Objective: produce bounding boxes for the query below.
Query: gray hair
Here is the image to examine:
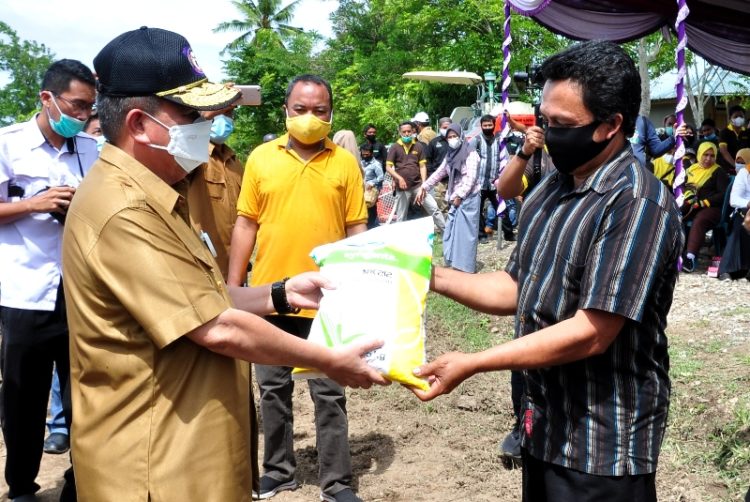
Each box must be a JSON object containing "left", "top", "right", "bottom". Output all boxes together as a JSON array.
[{"left": 96, "top": 95, "right": 161, "bottom": 145}]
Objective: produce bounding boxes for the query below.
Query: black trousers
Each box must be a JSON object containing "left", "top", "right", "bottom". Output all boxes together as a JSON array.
[
  {"left": 522, "top": 449, "right": 657, "bottom": 502},
  {"left": 479, "top": 188, "right": 499, "bottom": 233},
  {"left": 0, "top": 283, "right": 70, "bottom": 499}
]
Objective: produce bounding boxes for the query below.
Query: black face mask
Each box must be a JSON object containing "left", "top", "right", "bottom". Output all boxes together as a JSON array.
[
  {"left": 545, "top": 120, "right": 612, "bottom": 175},
  {"left": 361, "top": 155, "right": 372, "bottom": 162},
  {"left": 365, "top": 134, "right": 376, "bottom": 142},
  {"left": 482, "top": 128, "right": 494, "bottom": 137}
]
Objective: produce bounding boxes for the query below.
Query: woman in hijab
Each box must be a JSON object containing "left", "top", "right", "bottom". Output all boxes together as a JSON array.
[
  {"left": 681, "top": 141, "right": 730, "bottom": 272},
  {"left": 718, "top": 148, "right": 750, "bottom": 280},
  {"left": 417, "top": 123, "right": 480, "bottom": 272}
]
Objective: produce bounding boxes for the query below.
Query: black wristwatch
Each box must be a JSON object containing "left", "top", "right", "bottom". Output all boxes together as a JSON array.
[
  {"left": 516, "top": 149, "right": 533, "bottom": 161},
  {"left": 271, "top": 277, "right": 300, "bottom": 315}
]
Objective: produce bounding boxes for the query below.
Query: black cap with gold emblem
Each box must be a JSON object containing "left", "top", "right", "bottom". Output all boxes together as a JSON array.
[{"left": 94, "top": 26, "right": 240, "bottom": 111}]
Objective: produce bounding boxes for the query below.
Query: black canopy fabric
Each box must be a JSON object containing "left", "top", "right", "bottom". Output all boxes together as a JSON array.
[{"left": 513, "top": 0, "right": 750, "bottom": 76}]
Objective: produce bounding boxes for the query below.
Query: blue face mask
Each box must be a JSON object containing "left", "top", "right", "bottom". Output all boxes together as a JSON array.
[
  {"left": 703, "top": 133, "right": 717, "bottom": 141},
  {"left": 95, "top": 135, "right": 106, "bottom": 152},
  {"left": 48, "top": 96, "right": 86, "bottom": 138},
  {"left": 400, "top": 135, "right": 413, "bottom": 144},
  {"left": 665, "top": 126, "right": 674, "bottom": 136},
  {"left": 210, "top": 115, "right": 234, "bottom": 144}
]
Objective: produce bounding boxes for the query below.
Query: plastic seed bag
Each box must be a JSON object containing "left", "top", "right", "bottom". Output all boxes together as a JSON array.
[{"left": 293, "top": 217, "right": 434, "bottom": 391}]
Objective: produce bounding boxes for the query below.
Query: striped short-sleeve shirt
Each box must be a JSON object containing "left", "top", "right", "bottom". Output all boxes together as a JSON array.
[{"left": 506, "top": 145, "right": 683, "bottom": 476}]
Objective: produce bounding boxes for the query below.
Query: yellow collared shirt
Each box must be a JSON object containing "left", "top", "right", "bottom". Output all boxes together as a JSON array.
[{"left": 237, "top": 134, "right": 366, "bottom": 318}]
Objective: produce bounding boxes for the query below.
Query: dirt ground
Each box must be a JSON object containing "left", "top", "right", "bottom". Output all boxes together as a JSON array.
[{"left": 2, "top": 239, "right": 749, "bottom": 501}]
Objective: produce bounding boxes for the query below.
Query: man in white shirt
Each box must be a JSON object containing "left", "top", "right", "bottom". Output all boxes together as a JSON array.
[{"left": 0, "top": 59, "right": 97, "bottom": 501}]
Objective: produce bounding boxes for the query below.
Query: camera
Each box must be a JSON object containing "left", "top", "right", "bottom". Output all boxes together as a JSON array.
[{"left": 512, "top": 64, "right": 543, "bottom": 92}]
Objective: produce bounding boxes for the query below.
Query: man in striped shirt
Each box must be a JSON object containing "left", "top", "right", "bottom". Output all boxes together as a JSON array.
[{"left": 412, "top": 40, "right": 683, "bottom": 502}]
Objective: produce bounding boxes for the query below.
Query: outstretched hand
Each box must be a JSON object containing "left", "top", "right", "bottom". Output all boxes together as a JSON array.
[
  {"left": 326, "top": 338, "right": 391, "bottom": 389},
  {"left": 285, "top": 272, "right": 335, "bottom": 310},
  {"left": 409, "top": 351, "right": 475, "bottom": 401}
]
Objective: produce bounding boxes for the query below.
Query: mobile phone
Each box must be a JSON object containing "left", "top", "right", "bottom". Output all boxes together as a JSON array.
[{"left": 236, "top": 85, "right": 262, "bottom": 106}]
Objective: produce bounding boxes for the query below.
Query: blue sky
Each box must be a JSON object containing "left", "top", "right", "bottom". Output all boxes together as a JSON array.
[{"left": 2, "top": 0, "right": 337, "bottom": 84}]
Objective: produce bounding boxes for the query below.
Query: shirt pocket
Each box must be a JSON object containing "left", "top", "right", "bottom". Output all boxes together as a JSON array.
[
  {"left": 203, "top": 168, "right": 227, "bottom": 201},
  {"left": 553, "top": 251, "right": 586, "bottom": 300},
  {"left": 8, "top": 156, "right": 51, "bottom": 195}
]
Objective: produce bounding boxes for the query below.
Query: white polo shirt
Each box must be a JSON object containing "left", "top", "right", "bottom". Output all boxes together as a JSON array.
[{"left": 0, "top": 116, "right": 98, "bottom": 311}]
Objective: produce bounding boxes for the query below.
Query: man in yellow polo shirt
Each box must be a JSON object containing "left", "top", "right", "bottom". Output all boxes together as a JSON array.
[
  {"left": 228, "top": 74, "right": 367, "bottom": 502},
  {"left": 62, "top": 29, "right": 386, "bottom": 502}
]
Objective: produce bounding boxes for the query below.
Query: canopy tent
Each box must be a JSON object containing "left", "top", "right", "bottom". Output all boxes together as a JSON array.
[
  {"left": 401, "top": 71, "right": 484, "bottom": 85},
  {"left": 508, "top": 0, "right": 750, "bottom": 76}
]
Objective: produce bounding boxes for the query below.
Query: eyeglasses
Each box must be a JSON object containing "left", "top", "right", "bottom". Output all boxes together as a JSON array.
[{"left": 53, "top": 93, "right": 95, "bottom": 115}]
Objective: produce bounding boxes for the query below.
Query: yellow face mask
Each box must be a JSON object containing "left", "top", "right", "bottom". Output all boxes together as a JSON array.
[{"left": 285, "top": 112, "right": 332, "bottom": 145}]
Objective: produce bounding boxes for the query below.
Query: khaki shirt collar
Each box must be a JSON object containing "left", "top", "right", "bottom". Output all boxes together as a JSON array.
[
  {"left": 209, "top": 142, "right": 236, "bottom": 163},
  {"left": 98, "top": 143, "right": 181, "bottom": 214}
]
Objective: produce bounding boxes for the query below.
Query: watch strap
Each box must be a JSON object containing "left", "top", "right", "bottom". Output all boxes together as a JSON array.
[
  {"left": 516, "top": 149, "right": 532, "bottom": 161},
  {"left": 271, "top": 277, "right": 301, "bottom": 315}
]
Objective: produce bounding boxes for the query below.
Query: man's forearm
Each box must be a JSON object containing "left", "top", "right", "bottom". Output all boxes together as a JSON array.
[
  {"left": 497, "top": 155, "right": 528, "bottom": 199},
  {"left": 188, "top": 308, "right": 334, "bottom": 367},
  {"left": 469, "top": 309, "right": 625, "bottom": 373},
  {"left": 186, "top": 308, "right": 387, "bottom": 388},
  {"left": 227, "top": 216, "right": 257, "bottom": 286},
  {"left": 227, "top": 284, "right": 274, "bottom": 315},
  {"left": 431, "top": 267, "right": 518, "bottom": 315},
  {"left": 346, "top": 223, "right": 367, "bottom": 236},
  {"left": 0, "top": 200, "right": 32, "bottom": 225}
]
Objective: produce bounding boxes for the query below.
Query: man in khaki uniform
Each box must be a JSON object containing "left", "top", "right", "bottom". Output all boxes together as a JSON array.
[
  {"left": 188, "top": 108, "right": 243, "bottom": 281},
  {"left": 187, "top": 106, "right": 261, "bottom": 493},
  {"left": 62, "top": 27, "right": 386, "bottom": 502}
]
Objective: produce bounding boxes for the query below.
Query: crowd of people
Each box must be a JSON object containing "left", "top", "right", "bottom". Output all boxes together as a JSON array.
[
  {"left": 0, "top": 25, "right": 748, "bottom": 502},
  {"left": 634, "top": 106, "right": 750, "bottom": 278}
]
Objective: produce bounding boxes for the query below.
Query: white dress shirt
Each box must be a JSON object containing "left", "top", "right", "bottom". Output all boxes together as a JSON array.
[{"left": 0, "top": 116, "right": 98, "bottom": 310}]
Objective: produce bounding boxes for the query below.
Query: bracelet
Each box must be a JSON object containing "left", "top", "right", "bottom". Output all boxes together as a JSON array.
[
  {"left": 271, "top": 277, "right": 301, "bottom": 315},
  {"left": 516, "top": 150, "right": 532, "bottom": 161}
]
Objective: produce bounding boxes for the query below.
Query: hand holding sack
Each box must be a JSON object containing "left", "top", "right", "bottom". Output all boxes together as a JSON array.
[{"left": 292, "top": 217, "right": 434, "bottom": 390}]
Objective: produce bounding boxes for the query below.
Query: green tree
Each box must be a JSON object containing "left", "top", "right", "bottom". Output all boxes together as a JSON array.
[
  {"left": 0, "top": 22, "right": 55, "bottom": 125},
  {"left": 319, "top": 0, "right": 567, "bottom": 142},
  {"left": 214, "top": 0, "right": 305, "bottom": 51}
]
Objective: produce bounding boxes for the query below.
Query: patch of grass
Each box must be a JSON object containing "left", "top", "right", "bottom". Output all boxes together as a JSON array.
[
  {"left": 426, "top": 292, "right": 495, "bottom": 351},
  {"left": 721, "top": 306, "right": 750, "bottom": 317},
  {"left": 670, "top": 345, "right": 704, "bottom": 381},
  {"left": 690, "top": 318, "right": 713, "bottom": 330},
  {"left": 426, "top": 239, "right": 499, "bottom": 352},
  {"left": 705, "top": 339, "right": 725, "bottom": 354},
  {"left": 710, "top": 399, "right": 750, "bottom": 498}
]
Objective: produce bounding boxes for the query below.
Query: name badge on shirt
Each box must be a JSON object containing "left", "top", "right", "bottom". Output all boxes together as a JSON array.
[{"left": 200, "top": 231, "right": 218, "bottom": 258}]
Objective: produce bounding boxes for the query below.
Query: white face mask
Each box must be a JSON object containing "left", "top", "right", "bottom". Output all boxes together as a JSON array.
[
  {"left": 439, "top": 128, "right": 449, "bottom": 137},
  {"left": 144, "top": 112, "right": 211, "bottom": 174},
  {"left": 663, "top": 153, "right": 674, "bottom": 165},
  {"left": 447, "top": 137, "right": 461, "bottom": 149},
  {"left": 732, "top": 116, "right": 746, "bottom": 128}
]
